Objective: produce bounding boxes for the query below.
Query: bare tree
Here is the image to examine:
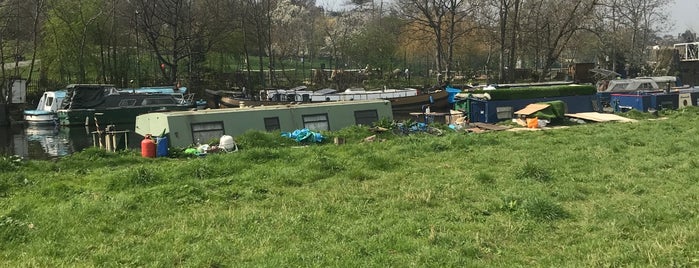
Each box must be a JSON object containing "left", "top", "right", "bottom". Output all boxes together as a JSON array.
[
  {"left": 133, "top": 0, "right": 194, "bottom": 84},
  {"left": 270, "top": 0, "right": 314, "bottom": 84},
  {"left": 396, "top": 0, "right": 482, "bottom": 83},
  {"left": 594, "top": 0, "right": 671, "bottom": 77},
  {"left": 28, "top": 0, "right": 48, "bottom": 89},
  {"left": 518, "top": 0, "right": 598, "bottom": 81},
  {"left": 487, "top": 0, "right": 520, "bottom": 83}
]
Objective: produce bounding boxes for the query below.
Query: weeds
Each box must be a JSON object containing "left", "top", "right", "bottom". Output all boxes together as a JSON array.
[
  {"left": 523, "top": 198, "right": 570, "bottom": 221},
  {"left": 0, "top": 155, "right": 23, "bottom": 172}
]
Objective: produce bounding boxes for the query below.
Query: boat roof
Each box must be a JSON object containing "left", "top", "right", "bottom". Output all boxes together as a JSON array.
[
  {"left": 117, "top": 86, "right": 188, "bottom": 94},
  {"left": 66, "top": 84, "right": 116, "bottom": 89},
  {"left": 149, "top": 99, "right": 391, "bottom": 117},
  {"left": 315, "top": 88, "right": 337, "bottom": 95}
]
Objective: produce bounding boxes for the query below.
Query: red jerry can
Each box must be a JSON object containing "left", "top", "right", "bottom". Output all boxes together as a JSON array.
[{"left": 141, "top": 134, "right": 156, "bottom": 158}]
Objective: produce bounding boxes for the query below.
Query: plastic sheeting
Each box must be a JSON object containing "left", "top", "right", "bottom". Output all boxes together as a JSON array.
[{"left": 281, "top": 128, "right": 324, "bottom": 143}]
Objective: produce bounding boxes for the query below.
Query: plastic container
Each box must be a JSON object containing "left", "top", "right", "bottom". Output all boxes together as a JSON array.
[
  {"left": 156, "top": 136, "right": 169, "bottom": 157},
  {"left": 220, "top": 135, "right": 236, "bottom": 150},
  {"left": 141, "top": 134, "right": 156, "bottom": 158}
]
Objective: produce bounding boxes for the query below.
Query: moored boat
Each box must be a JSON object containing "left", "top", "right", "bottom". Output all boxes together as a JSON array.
[
  {"left": 213, "top": 86, "right": 449, "bottom": 115},
  {"left": 23, "top": 90, "right": 67, "bottom": 125},
  {"left": 135, "top": 99, "right": 393, "bottom": 148},
  {"left": 57, "top": 84, "right": 195, "bottom": 126}
]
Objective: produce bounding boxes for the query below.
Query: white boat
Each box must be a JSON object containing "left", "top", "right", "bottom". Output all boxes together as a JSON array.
[
  {"left": 23, "top": 90, "right": 67, "bottom": 125},
  {"left": 598, "top": 76, "right": 678, "bottom": 92}
]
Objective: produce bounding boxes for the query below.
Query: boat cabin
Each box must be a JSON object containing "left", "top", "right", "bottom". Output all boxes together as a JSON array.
[
  {"left": 599, "top": 76, "right": 678, "bottom": 92},
  {"left": 135, "top": 99, "right": 393, "bottom": 148}
]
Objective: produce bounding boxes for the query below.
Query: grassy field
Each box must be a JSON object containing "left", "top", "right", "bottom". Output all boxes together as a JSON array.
[{"left": 2, "top": 108, "right": 699, "bottom": 266}]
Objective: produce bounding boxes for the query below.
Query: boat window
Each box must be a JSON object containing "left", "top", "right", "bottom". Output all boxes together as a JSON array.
[
  {"left": 354, "top": 110, "right": 378, "bottom": 126},
  {"left": 142, "top": 98, "right": 175, "bottom": 105},
  {"left": 610, "top": 82, "right": 629, "bottom": 91},
  {"left": 264, "top": 117, "right": 280, "bottom": 131},
  {"left": 46, "top": 97, "right": 54, "bottom": 106},
  {"left": 639, "top": 83, "right": 653, "bottom": 90},
  {"left": 191, "top": 121, "right": 224, "bottom": 145},
  {"left": 119, "top": 99, "right": 137, "bottom": 107},
  {"left": 302, "top": 113, "right": 329, "bottom": 131}
]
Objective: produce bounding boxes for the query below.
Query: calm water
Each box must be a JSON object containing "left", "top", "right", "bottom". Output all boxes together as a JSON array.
[{"left": 0, "top": 124, "right": 142, "bottom": 160}]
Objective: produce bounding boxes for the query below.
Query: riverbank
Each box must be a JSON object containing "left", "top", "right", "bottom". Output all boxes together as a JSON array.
[{"left": 2, "top": 108, "right": 699, "bottom": 266}]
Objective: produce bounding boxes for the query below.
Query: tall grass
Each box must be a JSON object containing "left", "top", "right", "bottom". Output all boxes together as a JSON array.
[{"left": 2, "top": 108, "right": 699, "bottom": 266}]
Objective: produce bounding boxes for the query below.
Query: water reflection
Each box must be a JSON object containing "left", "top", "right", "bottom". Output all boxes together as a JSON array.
[
  {"left": 25, "top": 126, "right": 73, "bottom": 157},
  {"left": 0, "top": 124, "right": 139, "bottom": 160}
]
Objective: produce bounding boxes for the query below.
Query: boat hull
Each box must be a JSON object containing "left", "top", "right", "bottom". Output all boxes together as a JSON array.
[
  {"left": 24, "top": 111, "right": 58, "bottom": 125},
  {"left": 388, "top": 90, "right": 449, "bottom": 114}
]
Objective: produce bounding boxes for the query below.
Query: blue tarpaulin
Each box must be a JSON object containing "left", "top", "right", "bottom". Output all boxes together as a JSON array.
[
  {"left": 281, "top": 128, "right": 324, "bottom": 143},
  {"left": 446, "top": 86, "right": 462, "bottom": 103}
]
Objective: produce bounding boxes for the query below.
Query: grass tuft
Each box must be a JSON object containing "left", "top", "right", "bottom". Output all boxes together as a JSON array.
[
  {"left": 474, "top": 172, "right": 495, "bottom": 184},
  {"left": 108, "top": 165, "right": 163, "bottom": 190},
  {"left": 524, "top": 198, "right": 570, "bottom": 221},
  {"left": 516, "top": 162, "right": 553, "bottom": 182},
  {"left": 345, "top": 169, "right": 377, "bottom": 182}
]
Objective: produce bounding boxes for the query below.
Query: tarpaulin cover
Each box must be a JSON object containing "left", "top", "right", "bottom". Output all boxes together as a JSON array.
[
  {"left": 533, "top": 100, "right": 566, "bottom": 120},
  {"left": 281, "top": 129, "right": 325, "bottom": 143},
  {"left": 445, "top": 86, "right": 462, "bottom": 103},
  {"left": 67, "top": 85, "right": 108, "bottom": 109}
]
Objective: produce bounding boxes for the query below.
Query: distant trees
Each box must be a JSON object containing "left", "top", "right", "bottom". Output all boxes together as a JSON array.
[
  {"left": 0, "top": 0, "right": 678, "bottom": 97},
  {"left": 0, "top": 0, "right": 47, "bottom": 102},
  {"left": 593, "top": 0, "right": 671, "bottom": 77},
  {"left": 396, "top": 0, "right": 482, "bottom": 83}
]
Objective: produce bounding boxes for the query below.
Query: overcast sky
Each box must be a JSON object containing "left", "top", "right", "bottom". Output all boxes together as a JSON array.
[{"left": 669, "top": 0, "right": 699, "bottom": 35}]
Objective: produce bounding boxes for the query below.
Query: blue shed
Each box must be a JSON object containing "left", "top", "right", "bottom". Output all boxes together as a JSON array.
[{"left": 464, "top": 95, "right": 595, "bottom": 123}]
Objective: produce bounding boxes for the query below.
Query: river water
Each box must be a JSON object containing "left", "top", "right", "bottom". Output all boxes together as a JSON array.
[{"left": 0, "top": 124, "right": 142, "bottom": 160}]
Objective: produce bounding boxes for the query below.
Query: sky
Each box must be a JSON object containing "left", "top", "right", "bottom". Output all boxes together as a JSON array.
[
  {"left": 668, "top": 0, "right": 699, "bottom": 35},
  {"left": 316, "top": 0, "right": 699, "bottom": 35}
]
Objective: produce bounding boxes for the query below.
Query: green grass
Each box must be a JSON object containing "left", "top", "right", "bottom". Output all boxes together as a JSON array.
[{"left": 3, "top": 108, "right": 699, "bottom": 266}]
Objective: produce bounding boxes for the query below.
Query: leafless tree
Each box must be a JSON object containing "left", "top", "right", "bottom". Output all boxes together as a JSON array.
[
  {"left": 594, "top": 0, "right": 671, "bottom": 77},
  {"left": 518, "top": 0, "right": 598, "bottom": 81},
  {"left": 396, "top": 0, "right": 482, "bottom": 83}
]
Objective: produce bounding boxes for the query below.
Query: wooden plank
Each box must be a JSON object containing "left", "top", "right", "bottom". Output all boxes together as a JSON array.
[
  {"left": 565, "top": 112, "right": 637, "bottom": 122},
  {"left": 473, "top": 122, "right": 510, "bottom": 131},
  {"left": 514, "top": 103, "right": 550, "bottom": 116}
]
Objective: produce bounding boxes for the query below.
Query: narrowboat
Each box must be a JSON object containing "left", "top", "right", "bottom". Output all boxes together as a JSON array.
[
  {"left": 57, "top": 84, "right": 195, "bottom": 126},
  {"left": 135, "top": 99, "right": 393, "bottom": 148},
  {"left": 213, "top": 86, "right": 449, "bottom": 115}
]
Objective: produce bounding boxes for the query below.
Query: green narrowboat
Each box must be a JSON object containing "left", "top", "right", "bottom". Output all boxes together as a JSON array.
[
  {"left": 135, "top": 99, "right": 393, "bottom": 148},
  {"left": 57, "top": 84, "right": 194, "bottom": 126}
]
